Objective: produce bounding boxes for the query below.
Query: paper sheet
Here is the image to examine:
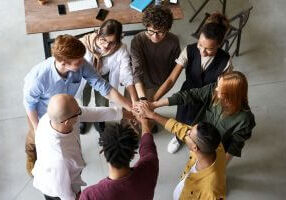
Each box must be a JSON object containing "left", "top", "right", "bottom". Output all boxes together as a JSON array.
[{"left": 68, "top": 0, "right": 98, "bottom": 12}]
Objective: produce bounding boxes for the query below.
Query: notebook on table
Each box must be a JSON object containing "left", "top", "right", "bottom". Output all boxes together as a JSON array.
[{"left": 130, "top": 0, "right": 153, "bottom": 12}]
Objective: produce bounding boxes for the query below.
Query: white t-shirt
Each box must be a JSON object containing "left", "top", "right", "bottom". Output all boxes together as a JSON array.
[
  {"left": 32, "top": 106, "right": 122, "bottom": 200},
  {"left": 175, "top": 47, "right": 233, "bottom": 72},
  {"left": 173, "top": 160, "right": 198, "bottom": 200}
]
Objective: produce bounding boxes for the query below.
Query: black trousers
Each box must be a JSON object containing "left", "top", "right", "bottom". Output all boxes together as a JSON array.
[{"left": 44, "top": 194, "right": 61, "bottom": 200}]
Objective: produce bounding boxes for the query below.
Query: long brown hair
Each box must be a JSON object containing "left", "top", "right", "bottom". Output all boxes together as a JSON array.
[{"left": 213, "top": 71, "right": 248, "bottom": 115}]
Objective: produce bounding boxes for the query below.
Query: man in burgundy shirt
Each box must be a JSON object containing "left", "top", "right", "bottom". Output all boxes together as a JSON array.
[{"left": 80, "top": 119, "right": 159, "bottom": 200}]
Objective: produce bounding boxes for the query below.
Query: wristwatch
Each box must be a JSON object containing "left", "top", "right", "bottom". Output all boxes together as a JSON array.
[{"left": 139, "top": 97, "right": 148, "bottom": 101}]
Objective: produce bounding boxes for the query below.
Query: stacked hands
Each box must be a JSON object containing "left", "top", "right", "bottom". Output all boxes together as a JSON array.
[
  {"left": 123, "top": 100, "right": 158, "bottom": 124},
  {"left": 132, "top": 100, "right": 155, "bottom": 120}
]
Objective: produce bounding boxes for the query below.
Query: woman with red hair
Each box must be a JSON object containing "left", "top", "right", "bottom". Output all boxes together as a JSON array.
[{"left": 151, "top": 71, "right": 256, "bottom": 162}]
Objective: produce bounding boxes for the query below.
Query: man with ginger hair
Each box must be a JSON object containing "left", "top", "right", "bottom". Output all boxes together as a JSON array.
[
  {"left": 23, "top": 34, "right": 131, "bottom": 176},
  {"left": 32, "top": 94, "right": 125, "bottom": 200}
]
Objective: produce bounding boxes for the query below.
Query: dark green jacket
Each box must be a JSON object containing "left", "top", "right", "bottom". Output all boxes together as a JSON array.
[{"left": 168, "top": 83, "right": 256, "bottom": 157}]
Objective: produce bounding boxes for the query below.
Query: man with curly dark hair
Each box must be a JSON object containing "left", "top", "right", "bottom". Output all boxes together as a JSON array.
[
  {"left": 80, "top": 119, "right": 159, "bottom": 200},
  {"left": 130, "top": 5, "right": 181, "bottom": 132}
]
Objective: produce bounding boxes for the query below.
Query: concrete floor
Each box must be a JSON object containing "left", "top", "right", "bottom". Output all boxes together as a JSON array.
[{"left": 1, "top": 0, "right": 286, "bottom": 199}]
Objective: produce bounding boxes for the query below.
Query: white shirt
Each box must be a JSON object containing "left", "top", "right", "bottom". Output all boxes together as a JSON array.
[
  {"left": 173, "top": 160, "right": 198, "bottom": 200},
  {"left": 32, "top": 106, "right": 123, "bottom": 200},
  {"left": 175, "top": 47, "right": 233, "bottom": 72},
  {"left": 84, "top": 43, "right": 134, "bottom": 88}
]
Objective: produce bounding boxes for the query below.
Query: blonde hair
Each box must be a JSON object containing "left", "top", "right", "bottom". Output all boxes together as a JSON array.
[
  {"left": 213, "top": 71, "right": 248, "bottom": 115},
  {"left": 52, "top": 34, "right": 86, "bottom": 62}
]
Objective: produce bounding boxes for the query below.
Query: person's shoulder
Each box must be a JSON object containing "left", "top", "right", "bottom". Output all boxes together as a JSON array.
[
  {"left": 82, "top": 178, "right": 110, "bottom": 197},
  {"left": 26, "top": 57, "right": 54, "bottom": 80},
  {"left": 165, "top": 32, "right": 179, "bottom": 44},
  {"left": 132, "top": 32, "right": 146, "bottom": 43}
]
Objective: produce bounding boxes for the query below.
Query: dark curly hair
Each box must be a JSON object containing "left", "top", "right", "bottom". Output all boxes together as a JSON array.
[
  {"left": 200, "top": 12, "right": 230, "bottom": 45},
  {"left": 142, "top": 5, "right": 173, "bottom": 31},
  {"left": 99, "top": 124, "right": 139, "bottom": 169}
]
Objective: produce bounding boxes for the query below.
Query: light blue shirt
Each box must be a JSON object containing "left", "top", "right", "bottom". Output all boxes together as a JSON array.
[{"left": 23, "top": 57, "right": 112, "bottom": 118}]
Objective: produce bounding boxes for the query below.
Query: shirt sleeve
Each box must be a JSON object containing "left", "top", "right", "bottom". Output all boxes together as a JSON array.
[
  {"left": 23, "top": 74, "right": 44, "bottom": 112},
  {"left": 118, "top": 45, "right": 134, "bottom": 87},
  {"left": 53, "top": 161, "right": 76, "bottom": 200},
  {"left": 168, "top": 83, "right": 215, "bottom": 106},
  {"left": 82, "top": 60, "right": 112, "bottom": 97},
  {"left": 164, "top": 118, "right": 193, "bottom": 142},
  {"left": 79, "top": 106, "right": 123, "bottom": 122},
  {"left": 226, "top": 114, "right": 255, "bottom": 157},
  {"left": 130, "top": 35, "right": 144, "bottom": 84},
  {"left": 135, "top": 134, "right": 159, "bottom": 180},
  {"left": 175, "top": 47, "right": 188, "bottom": 68}
]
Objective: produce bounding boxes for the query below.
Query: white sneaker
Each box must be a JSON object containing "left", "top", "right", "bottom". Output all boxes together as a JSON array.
[{"left": 167, "top": 136, "right": 181, "bottom": 154}]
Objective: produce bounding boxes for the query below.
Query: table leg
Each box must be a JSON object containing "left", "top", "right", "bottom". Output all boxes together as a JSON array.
[
  {"left": 222, "top": 0, "right": 226, "bottom": 15},
  {"left": 42, "top": 32, "right": 52, "bottom": 59}
]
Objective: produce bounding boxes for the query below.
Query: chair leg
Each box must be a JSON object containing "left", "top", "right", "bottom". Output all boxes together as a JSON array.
[
  {"left": 235, "top": 30, "right": 242, "bottom": 56},
  {"left": 189, "top": 0, "right": 210, "bottom": 23}
]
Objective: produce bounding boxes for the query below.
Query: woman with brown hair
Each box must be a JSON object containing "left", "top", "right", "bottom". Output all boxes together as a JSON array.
[
  {"left": 151, "top": 71, "right": 256, "bottom": 162},
  {"left": 152, "top": 12, "right": 233, "bottom": 153},
  {"left": 79, "top": 19, "right": 137, "bottom": 133}
]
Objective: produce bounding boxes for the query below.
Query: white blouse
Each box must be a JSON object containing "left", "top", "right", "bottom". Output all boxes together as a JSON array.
[{"left": 84, "top": 43, "right": 134, "bottom": 89}]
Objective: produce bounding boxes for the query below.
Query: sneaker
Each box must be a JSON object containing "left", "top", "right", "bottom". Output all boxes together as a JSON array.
[
  {"left": 167, "top": 136, "right": 182, "bottom": 154},
  {"left": 79, "top": 122, "right": 87, "bottom": 134},
  {"left": 26, "top": 153, "right": 36, "bottom": 177}
]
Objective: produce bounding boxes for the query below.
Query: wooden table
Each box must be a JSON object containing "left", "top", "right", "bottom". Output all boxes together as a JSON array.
[{"left": 24, "top": 0, "right": 184, "bottom": 58}]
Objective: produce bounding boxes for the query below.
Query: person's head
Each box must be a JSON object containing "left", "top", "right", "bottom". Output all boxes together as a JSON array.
[
  {"left": 52, "top": 34, "right": 86, "bottom": 72},
  {"left": 95, "top": 19, "right": 122, "bottom": 52},
  {"left": 143, "top": 5, "right": 173, "bottom": 43},
  {"left": 198, "top": 12, "right": 229, "bottom": 57},
  {"left": 214, "top": 71, "right": 248, "bottom": 115},
  {"left": 99, "top": 124, "right": 139, "bottom": 169},
  {"left": 47, "top": 94, "right": 82, "bottom": 129},
  {"left": 185, "top": 122, "right": 221, "bottom": 155}
]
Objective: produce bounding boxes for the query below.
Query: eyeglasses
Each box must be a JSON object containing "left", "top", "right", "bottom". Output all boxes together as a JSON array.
[
  {"left": 98, "top": 37, "right": 117, "bottom": 47},
  {"left": 60, "top": 108, "right": 82, "bottom": 123},
  {"left": 146, "top": 29, "right": 166, "bottom": 37}
]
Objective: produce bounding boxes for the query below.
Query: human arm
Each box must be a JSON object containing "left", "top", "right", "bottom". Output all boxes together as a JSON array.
[
  {"left": 135, "top": 102, "right": 192, "bottom": 141},
  {"left": 126, "top": 85, "right": 138, "bottom": 104},
  {"left": 130, "top": 34, "right": 147, "bottom": 99},
  {"left": 23, "top": 71, "right": 45, "bottom": 130},
  {"left": 79, "top": 106, "right": 123, "bottom": 122},
  {"left": 27, "top": 110, "right": 39, "bottom": 131},
  {"left": 105, "top": 88, "right": 132, "bottom": 111},
  {"left": 152, "top": 64, "right": 183, "bottom": 101}
]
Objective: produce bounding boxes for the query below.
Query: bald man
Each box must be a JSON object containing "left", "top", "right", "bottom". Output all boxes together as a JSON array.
[{"left": 32, "top": 94, "right": 124, "bottom": 200}]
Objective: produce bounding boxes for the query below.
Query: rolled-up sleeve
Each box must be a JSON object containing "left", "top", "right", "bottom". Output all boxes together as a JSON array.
[
  {"left": 23, "top": 75, "right": 43, "bottom": 112},
  {"left": 82, "top": 61, "right": 112, "bottom": 97},
  {"left": 175, "top": 47, "right": 188, "bottom": 68},
  {"left": 165, "top": 118, "right": 193, "bottom": 142},
  {"left": 119, "top": 45, "right": 134, "bottom": 87}
]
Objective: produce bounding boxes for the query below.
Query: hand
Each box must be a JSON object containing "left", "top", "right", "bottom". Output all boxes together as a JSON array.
[
  {"left": 122, "top": 109, "right": 135, "bottom": 121},
  {"left": 133, "top": 101, "right": 154, "bottom": 119}
]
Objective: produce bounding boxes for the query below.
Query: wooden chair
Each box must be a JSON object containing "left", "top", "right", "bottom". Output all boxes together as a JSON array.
[{"left": 191, "top": 6, "right": 253, "bottom": 57}]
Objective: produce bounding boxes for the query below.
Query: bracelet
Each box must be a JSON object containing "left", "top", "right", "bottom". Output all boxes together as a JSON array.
[{"left": 139, "top": 97, "right": 148, "bottom": 101}]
